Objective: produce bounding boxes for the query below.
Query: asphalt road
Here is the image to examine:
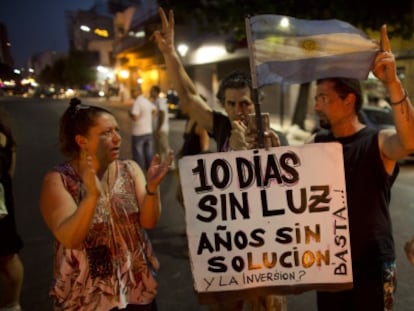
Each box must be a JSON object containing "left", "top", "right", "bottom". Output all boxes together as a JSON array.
[{"left": 0, "top": 96, "right": 413, "bottom": 311}]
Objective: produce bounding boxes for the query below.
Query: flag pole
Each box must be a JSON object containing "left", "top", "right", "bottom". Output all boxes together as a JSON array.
[{"left": 245, "top": 16, "right": 264, "bottom": 148}]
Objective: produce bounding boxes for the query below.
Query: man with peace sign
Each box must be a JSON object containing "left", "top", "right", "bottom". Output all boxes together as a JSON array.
[{"left": 309, "top": 25, "right": 414, "bottom": 310}]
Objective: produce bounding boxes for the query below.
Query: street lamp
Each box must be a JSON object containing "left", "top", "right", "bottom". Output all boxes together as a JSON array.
[
  {"left": 177, "top": 44, "right": 189, "bottom": 57},
  {"left": 80, "top": 25, "right": 91, "bottom": 32}
]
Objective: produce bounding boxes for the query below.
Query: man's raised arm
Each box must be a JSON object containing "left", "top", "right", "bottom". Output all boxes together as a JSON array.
[
  {"left": 373, "top": 24, "right": 414, "bottom": 161},
  {"left": 153, "top": 8, "right": 213, "bottom": 133}
]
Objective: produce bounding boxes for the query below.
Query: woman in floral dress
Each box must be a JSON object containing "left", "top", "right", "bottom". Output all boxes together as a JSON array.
[{"left": 40, "top": 98, "right": 173, "bottom": 310}]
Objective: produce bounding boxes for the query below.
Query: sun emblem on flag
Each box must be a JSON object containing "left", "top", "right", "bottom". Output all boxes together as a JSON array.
[{"left": 301, "top": 39, "right": 318, "bottom": 52}]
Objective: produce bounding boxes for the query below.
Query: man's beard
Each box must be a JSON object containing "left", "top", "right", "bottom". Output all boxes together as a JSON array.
[{"left": 318, "top": 114, "right": 331, "bottom": 130}]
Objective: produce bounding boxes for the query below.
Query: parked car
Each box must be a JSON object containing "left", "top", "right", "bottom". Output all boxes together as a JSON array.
[
  {"left": 358, "top": 105, "right": 394, "bottom": 130},
  {"left": 359, "top": 105, "right": 414, "bottom": 162},
  {"left": 167, "top": 89, "right": 187, "bottom": 119}
]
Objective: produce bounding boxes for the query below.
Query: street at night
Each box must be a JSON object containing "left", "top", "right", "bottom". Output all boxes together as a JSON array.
[{"left": 1, "top": 96, "right": 413, "bottom": 310}]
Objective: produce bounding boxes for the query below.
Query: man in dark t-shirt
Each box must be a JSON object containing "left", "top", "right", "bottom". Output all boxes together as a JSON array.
[{"left": 306, "top": 25, "right": 414, "bottom": 311}]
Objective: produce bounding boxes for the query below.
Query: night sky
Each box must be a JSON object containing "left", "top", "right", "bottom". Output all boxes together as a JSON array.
[{"left": 0, "top": 0, "right": 97, "bottom": 68}]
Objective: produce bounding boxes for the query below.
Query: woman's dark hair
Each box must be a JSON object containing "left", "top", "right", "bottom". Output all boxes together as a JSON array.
[
  {"left": 59, "top": 98, "right": 113, "bottom": 159},
  {"left": 216, "top": 71, "right": 252, "bottom": 106},
  {"left": 317, "top": 78, "right": 363, "bottom": 113},
  {"left": 150, "top": 85, "right": 161, "bottom": 94}
]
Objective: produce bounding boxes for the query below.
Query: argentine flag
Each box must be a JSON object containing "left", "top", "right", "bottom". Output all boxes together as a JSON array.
[{"left": 246, "top": 14, "right": 380, "bottom": 87}]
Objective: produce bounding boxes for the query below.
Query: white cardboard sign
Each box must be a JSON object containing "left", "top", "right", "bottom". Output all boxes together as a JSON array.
[{"left": 179, "top": 142, "right": 352, "bottom": 294}]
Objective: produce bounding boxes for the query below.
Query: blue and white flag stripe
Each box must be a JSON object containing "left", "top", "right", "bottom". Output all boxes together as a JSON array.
[{"left": 246, "top": 14, "right": 380, "bottom": 86}]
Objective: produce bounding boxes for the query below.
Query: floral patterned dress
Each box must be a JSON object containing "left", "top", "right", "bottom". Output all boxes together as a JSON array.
[{"left": 50, "top": 160, "right": 159, "bottom": 311}]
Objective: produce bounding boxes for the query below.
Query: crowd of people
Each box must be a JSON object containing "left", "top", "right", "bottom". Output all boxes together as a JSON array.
[
  {"left": 155, "top": 7, "right": 414, "bottom": 311},
  {"left": 1, "top": 6, "right": 414, "bottom": 311}
]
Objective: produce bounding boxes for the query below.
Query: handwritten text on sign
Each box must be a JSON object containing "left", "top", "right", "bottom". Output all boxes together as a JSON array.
[{"left": 178, "top": 143, "right": 352, "bottom": 293}]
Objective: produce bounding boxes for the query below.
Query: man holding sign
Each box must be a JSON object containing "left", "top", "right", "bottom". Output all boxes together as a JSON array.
[
  {"left": 309, "top": 25, "right": 414, "bottom": 310},
  {"left": 153, "top": 9, "right": 285, "bottom": 155},
  {"left": 153, "top": 7, "right": 286, "bottom": 311}
]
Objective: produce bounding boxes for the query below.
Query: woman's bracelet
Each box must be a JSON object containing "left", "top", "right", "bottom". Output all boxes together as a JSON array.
[
  {"left": 390, "top": 90, "right": 408, "bottom": 106},
  {"left": 145, "top": 184, "right": 157, "bottom": 196}
]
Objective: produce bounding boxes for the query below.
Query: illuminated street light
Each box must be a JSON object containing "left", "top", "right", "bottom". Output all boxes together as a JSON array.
[
  {"left": 80, "top": 25, "right": 91, "bottom": 32},
  {"left": 280, "top": 17, "right": 290, "bottom": 28},
  {"left": 177, "top": 44, "right": 189, "bottom": 57},
  {"left": 128, "top": 30, "right": 145, "bottom": 38},
  {"left": 94, "top": 28, "right": 109, "bottom": 38},
  {"left": 119, "top": 70, "right": 129, "bottom": 79}
]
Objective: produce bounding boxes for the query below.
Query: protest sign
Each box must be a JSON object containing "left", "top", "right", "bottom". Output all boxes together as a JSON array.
[{"left": 178, "top": 142, "right": 352, "bottom": 299}]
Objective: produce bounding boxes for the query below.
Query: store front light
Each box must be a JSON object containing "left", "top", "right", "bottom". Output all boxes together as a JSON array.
[
  {"left": 97, "top": 65, "right": 108, "bottom": 73},
  {"left": 119, "top": 70, "right": 130, "bottom": 79},
  {"left": 94, "top": 28, "right": 109, "bottom": 38}
]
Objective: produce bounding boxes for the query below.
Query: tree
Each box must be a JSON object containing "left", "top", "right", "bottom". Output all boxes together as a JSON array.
[
  {"left": 62, "top": 51, "right": 97, "bottom": 88},
  {"left": 159, "top": 0, "right": 413, "bottom": 40},
  {"left": 38, "top": 59, "right": 66, "bottom": 86},
  {"left": 0, "top": 63, "right": 18, "bottom": 80},
  {"left": 38, "top": 51, "right": 97, "bottom": 89}
]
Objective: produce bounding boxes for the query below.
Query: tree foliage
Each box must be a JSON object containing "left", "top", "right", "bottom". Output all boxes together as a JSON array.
[
  {"left": 38, "top": 51, "right": 96, "bottom": 88},
  {"left": 158, "top": 0, "right": 413, "bottom": 40},
  {"left": 62, "top": 51, "right": 97, "bottom": 88}
]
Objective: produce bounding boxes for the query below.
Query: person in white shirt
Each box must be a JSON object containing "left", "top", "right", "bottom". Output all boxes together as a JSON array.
[
  {"left": 130, "top": 85, "right": 156, "bottom": 171},
  {"left": 150, "top": 85, "right": 172, "bottom": 165}
]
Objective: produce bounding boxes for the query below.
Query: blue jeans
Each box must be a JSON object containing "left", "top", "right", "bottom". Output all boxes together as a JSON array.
[{"left": 132, "top": 134, "right": 154, "bottom": 172}]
